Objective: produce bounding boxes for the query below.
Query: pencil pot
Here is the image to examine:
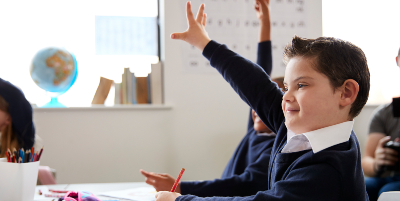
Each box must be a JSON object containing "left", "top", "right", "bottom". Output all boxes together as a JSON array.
[{"left": 0, "top": 158, "right": 40, "bottom": 201}]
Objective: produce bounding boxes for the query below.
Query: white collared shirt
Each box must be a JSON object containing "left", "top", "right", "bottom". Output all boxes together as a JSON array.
[
  {"left": 256, "top": 132, "right": 276, "bottom": 137},
  {"left": 281, "top": 121, "right": 354, "bottom": 154}
]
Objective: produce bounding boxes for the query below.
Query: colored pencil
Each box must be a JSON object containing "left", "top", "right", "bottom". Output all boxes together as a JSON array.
[
  {"left": 49, "top": 189, "right": 69, "bottom": 193},
  {"left": 37, "top": 146, "right": 44, "bottom": 161},
  {"left": 5, "top": 150, "right": 10, "bottom": 162},
  {"left": 30, "top": 147, "right": 34, "bottom": 161},
  {"left": 20, "top": 148, "right": 25, "bottom": 163},
  {"left": 170, "top": 168, "right": 185, "bottom": 192},
  {"left": 13, "top": 148, "right": 18, "bottom": 160},
  {"left": 31, "top": 153, "right": 35, "bottom": 162},
  {"left": 25, "top": 150, "right": 30, "bottom": 163}
]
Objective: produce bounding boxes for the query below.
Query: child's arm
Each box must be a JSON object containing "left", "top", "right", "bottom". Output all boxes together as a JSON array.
[
  {"left": 172, "top": 1, "right": 284, "bottom": 133},
  {"left": 248, "top": 0, "right": 272, "bottom": 130},
  {"left": 179, "top": 142, "right": 273, "bottom": 197}
]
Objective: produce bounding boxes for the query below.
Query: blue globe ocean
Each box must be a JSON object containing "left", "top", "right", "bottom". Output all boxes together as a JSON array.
[{"left": 30, "top": 47, "right": 78, "bottom": 107}]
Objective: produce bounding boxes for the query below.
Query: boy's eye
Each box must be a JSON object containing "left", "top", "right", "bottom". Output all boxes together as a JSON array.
[
  {"left": 282, "top": 87, "right": 288, "bottom": 92},
  {"left": 298, "top": 84, "right": 307, "bottom": 88}
]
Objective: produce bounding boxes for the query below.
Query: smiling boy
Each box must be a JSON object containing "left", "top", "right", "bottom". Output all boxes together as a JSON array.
[{"left": 156, "top": 1, "right": 370, "bottom": 201}]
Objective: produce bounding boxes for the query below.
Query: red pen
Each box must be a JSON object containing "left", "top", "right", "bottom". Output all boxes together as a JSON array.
[{"left": 170, "top": 168, "right": 185, "bottom": 192}]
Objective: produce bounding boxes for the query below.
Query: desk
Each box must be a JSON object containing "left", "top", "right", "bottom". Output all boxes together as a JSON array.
[{"left": 35, "top": 182, "right": 150, "bottom": 201}]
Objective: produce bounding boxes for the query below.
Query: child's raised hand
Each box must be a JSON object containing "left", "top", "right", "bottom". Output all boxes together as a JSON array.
[
  {"left": 155, "top": 191, "right": 181, "bottom": 201},
  {"left": 140, "top": 169, "right": 180, "bottom": 193},
  {"left": 255, "top": 0, "right": 270, "bottom": 21},
  {"left": 170, "top": 1, "right": 211, "bottom": 51}
]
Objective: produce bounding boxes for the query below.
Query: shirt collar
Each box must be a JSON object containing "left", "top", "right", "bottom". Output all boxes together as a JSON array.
[{"left": 286, "top": 121, "right": 353, "bottom": 153}]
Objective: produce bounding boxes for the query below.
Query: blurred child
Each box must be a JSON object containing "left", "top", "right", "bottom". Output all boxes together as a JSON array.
[
  {"left": 0, "top": 78, "right": 36, "bottom": 157},
  {"left": 156, "top": 1, "right": 370, "bottom": 200},
  {"left": 141, "top": 1, "right": 282, "bottom": 196}
]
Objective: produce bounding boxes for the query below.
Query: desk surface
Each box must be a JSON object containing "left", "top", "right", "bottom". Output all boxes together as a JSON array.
[{"left": 35, "top": 182, "right": 149, "bottom": 201}]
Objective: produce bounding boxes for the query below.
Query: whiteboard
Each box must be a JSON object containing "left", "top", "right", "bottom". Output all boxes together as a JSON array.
[{"left": 180, "top": 0, "right": 322, "bottom": 77}]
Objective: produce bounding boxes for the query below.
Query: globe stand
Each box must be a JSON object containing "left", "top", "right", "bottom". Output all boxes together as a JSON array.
[{"left": 41, "top": 97, "right": 66, "bottom": 108}]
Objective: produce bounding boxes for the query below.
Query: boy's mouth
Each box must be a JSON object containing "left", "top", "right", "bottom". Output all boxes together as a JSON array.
[{"left": 286, "top": 107, "right": 300, "bottom": 113}]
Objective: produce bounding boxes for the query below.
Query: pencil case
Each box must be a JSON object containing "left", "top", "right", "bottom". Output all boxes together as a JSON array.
[{"left": 59, "top": 191, "right": 101, "bottom": 201}]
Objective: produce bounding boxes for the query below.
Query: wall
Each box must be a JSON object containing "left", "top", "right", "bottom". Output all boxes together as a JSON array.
[{"left": 33, "top": 0, "right": 360, "bottom": 185}]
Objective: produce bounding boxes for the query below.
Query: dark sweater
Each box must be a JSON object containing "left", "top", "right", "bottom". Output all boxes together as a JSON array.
[
  {"left": 176, "top": 41, "right": 369, "bottom": 201},
  {"left": 181, "top": 41, "right": 275, "bottom": 197}
]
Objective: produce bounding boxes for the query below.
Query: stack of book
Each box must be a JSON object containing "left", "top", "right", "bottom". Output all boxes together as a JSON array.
[{"left": 114, "top": 62, "right": 163, "bottom": 105}]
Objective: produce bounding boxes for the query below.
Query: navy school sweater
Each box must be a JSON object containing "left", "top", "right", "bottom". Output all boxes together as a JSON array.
[
  {"left": 176, "top": 41, "right": 369, "bottom": 201},
  {"left": 180, "top": 41, "right": 276, "bottom": 197}
]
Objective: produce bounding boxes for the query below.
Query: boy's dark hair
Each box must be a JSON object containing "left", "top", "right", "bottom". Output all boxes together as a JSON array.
[{"left": 283, "top": 35, "right": 370, "bottom": 119}]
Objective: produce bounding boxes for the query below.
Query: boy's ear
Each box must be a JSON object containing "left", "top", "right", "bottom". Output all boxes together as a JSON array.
[{"left": 339, "top": 79, "right": 359, "bottom": 107}]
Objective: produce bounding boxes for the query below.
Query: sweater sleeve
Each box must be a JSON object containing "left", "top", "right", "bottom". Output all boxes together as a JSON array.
[
  {"left": 247, "top": 41, "right": 272, "bottom": 131},
  {"left": 176, "top": 164, "right": 342, "bottom": 201},
  {"left": 202, "top": 41, "right": 284, "bottom": 134},
  {"left": 180, "top": 146, "right": 271, "bottom": 197}
]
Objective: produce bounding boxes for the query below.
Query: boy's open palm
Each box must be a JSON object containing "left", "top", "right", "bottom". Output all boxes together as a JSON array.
[
  {"left": 171, "top": 1, "right": 211, "bottom": 51},
  {"left": 140, "top": 169, "right": 180, "bottom": 193}
]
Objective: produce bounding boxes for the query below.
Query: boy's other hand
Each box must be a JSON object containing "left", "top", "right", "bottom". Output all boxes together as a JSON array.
[
  {"left": 255, "top": 0, "right": 270, "bottom": 42},
  {"left": 255, "top": 0, "right": 270, "bottom": 22},
  {"left": 140, "top": 169, "right": 181, "bottom": 193},
  {"left": 155, "top": 191, "right": 181, "bottom": 201},
  {"left": 374, "top": 136, "right": 399, "bottom": 172},
  {"left": 170, "top": 1, "right": 211, "bottom": 51}
]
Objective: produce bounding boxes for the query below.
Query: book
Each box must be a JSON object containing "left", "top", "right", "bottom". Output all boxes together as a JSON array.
[
  {"left": 131, "top": 73, "right": 137, "bottom": 104},
  {"left": 114, "top": 82, "right": 122, "bottom": 105},
  {"left": 150, "top": 62, "right": 163, "bottom": 104},
  {"left": 136, "top": 76, "right": 148, "bottom": 104},
  {"left": 124, "top": 67, "right": 132, "bottom": 105},
  {"left": 121, "top": 72, "right": 127, "bottom": 104},
  {"left": 147, "top": 73, "right": 152, "bottom": 104},
  {"left": 92, "top": 77, "right": 114, "bottom": 104}
]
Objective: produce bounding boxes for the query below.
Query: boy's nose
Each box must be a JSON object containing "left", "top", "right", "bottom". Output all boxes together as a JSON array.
[{"left": 282, "top": 90, "right": 295, "bottom": 102}]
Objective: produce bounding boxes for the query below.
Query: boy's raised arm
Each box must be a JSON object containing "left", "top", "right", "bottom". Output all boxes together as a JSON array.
[{"left": 171, "top": 1, "right": 284, "bottom": 133}]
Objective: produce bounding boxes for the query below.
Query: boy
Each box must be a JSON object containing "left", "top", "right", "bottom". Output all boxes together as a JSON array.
[
  {"left": 141, "top": 0, "right": 280, "bottom": 196},
  {"left": 156, "top": 1, "right": 370, "bottom": 200}
]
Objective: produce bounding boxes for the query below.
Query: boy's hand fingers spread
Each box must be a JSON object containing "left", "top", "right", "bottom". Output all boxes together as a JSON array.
[{"left": 196, "top": 4, "right": 205, "bottom": 24}]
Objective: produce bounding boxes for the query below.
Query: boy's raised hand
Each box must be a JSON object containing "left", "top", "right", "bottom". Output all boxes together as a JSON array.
[
  {"left": 255, "top": 0, "right": 271, "bottom": 42},
  {"left": 140, "top": 169, "right": 180, "bottom": 193},
  {"left": 171, "top": 1, "right": 211, "bottom": 51},
  {"left": 255, "top": 0, "right": 270, "bottom": 21}
]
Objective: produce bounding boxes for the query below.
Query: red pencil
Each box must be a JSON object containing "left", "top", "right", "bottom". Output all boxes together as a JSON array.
[
  {"left": 37, "top": 146, "right": 44, "bottom": 161},
  {"left": 5, "top": 150, "right": 10, "bottom": 162},
  {"left": 170, "top": 168, "right": 185, "bottom": 192},
  {"left": 30, "top": 147, "right": 34, "bottom": 161}
]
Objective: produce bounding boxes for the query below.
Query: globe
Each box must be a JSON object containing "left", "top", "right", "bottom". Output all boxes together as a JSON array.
[{"left": 30, "top": 47, "right": 78, "bottom": 107}]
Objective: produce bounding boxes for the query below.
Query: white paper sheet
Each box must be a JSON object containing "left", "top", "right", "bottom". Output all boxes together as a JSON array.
[{"left": 99, "top": 186, "right": 157, "bottom": 201}]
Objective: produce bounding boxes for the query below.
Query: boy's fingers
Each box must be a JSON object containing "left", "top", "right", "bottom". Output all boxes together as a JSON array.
[
  {"left": 140, "top": 169, "right": 153, "bottom": 177},
  {"left": 171, "top": 32, "right": 186, "bottom": 40},
  {"left": 186, "top": 1, "right": 196, "bottom": 25},
  {"left": 202, "top": 13, "right": 207, "bottom": 27},
  {"left": 196, "top": 4, "right": 205, "bottom": 24}
]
